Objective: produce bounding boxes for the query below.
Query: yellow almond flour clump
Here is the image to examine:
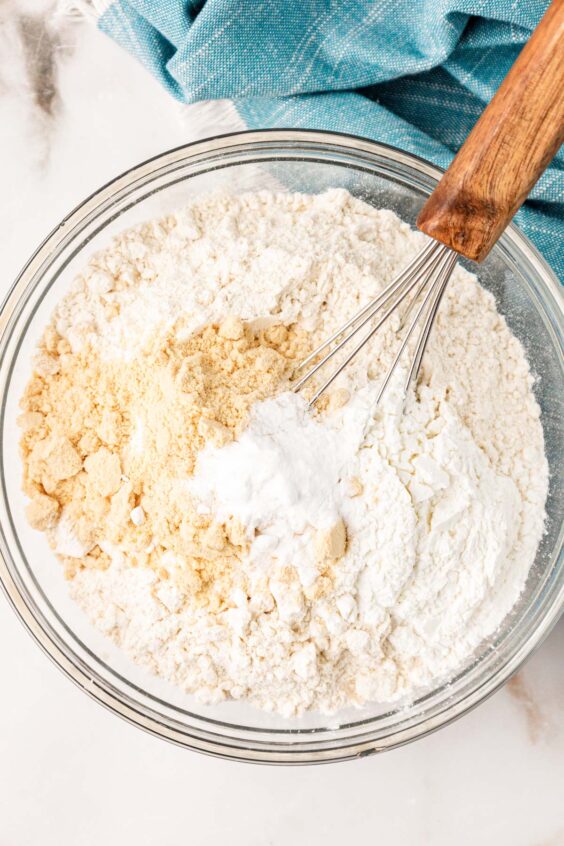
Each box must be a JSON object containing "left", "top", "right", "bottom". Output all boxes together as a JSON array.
[{"left": 19, "top": 317, "right": 311, "bottom": 600}]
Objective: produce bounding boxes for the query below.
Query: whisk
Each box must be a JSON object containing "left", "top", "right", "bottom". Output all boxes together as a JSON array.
[{"left": 293, "top": 0, "right": 564, "bottom": 407}]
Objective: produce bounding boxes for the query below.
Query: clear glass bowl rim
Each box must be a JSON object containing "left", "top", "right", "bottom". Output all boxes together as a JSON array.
[{"left": 0, "top": 129, "right": 562, "bottom": 764}]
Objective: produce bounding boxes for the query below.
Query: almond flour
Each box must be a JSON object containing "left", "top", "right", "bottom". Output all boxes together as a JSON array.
[{"left": 18, "top": 190, "right": 548, "bottom": 716}]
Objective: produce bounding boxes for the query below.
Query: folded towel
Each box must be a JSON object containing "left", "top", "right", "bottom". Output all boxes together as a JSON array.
[{"left": 93, "top": 0, "right": 562, "bottom": 278}]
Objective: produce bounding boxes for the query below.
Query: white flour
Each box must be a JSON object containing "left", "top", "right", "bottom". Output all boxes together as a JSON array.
[{"left": 57, "top": 190, "right": 547, "bottom": 716}]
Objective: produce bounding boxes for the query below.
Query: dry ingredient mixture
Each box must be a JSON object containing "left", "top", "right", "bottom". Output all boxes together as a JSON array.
[{"left": 19, "top": 190, "right": 548, "bottom": 716}]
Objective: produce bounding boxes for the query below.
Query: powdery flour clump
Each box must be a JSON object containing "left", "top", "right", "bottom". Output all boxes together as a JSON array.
[{"left": 19, "top": 190, "right": 548, "bottom": 716}]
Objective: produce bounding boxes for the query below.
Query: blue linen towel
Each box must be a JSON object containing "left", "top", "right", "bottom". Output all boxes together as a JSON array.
[{"left": 97, "top": 0, "right": 563, "bottom": 279}]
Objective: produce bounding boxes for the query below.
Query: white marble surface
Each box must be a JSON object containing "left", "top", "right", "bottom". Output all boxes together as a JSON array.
[{"left": 0, "top": 8, "right": 562, "bottom": 844}]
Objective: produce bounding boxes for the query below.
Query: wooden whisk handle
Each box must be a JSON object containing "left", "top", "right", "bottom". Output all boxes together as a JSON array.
[{"left": 417, "top": 0, "right": 564, "bottom": 262}]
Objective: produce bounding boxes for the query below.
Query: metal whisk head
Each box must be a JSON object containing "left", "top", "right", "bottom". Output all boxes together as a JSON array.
[{"left": 292, "top": 240, "right": 458, "bottom": 407}]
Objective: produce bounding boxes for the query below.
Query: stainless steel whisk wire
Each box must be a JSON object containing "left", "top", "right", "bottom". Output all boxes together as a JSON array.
[{"left": 292, "top": 240, "right": 458, "bottom": 407}]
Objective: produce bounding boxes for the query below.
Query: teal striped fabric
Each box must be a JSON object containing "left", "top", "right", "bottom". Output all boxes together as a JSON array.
[{"left": 99, "top": 0, "right": 563, "bottom": 279}]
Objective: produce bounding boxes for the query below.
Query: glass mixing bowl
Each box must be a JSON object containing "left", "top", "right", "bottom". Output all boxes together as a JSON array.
[{"left": 0, "top": 130, "right": 562, "bottom": 764}]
